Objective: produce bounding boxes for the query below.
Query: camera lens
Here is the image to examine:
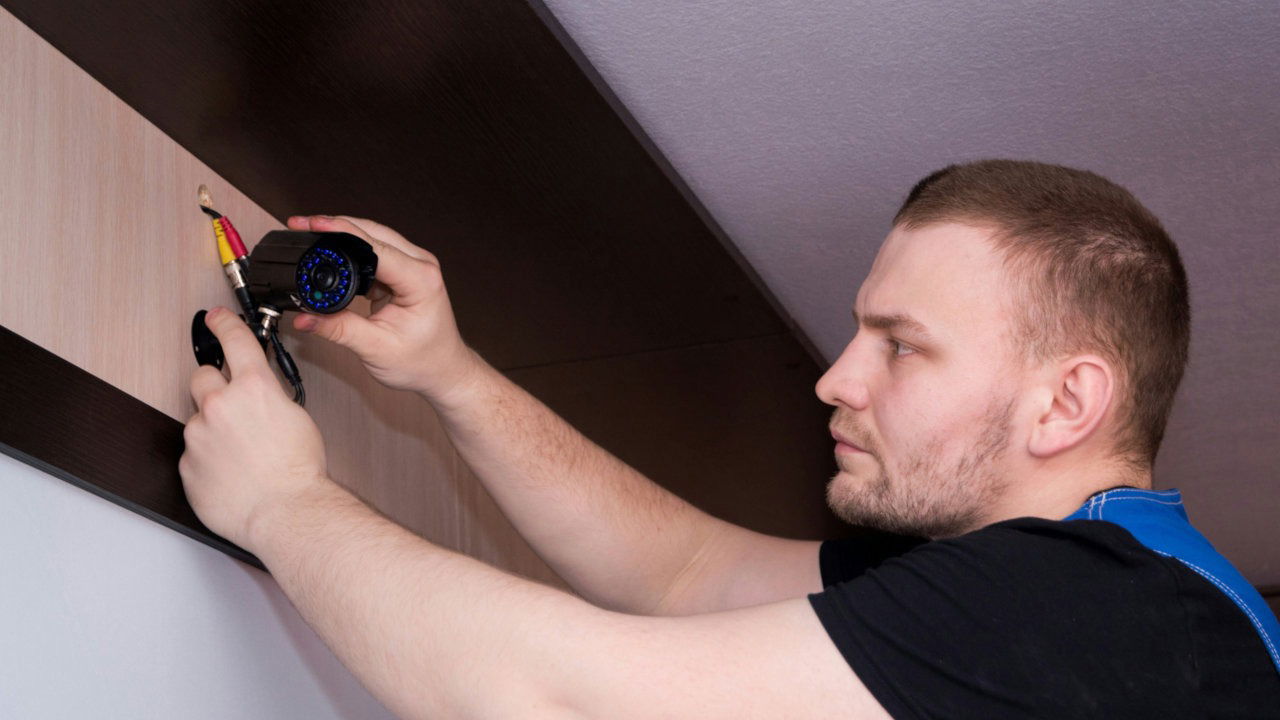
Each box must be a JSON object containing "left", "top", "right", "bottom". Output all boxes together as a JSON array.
[{"left": 311, "top": 264, "right": 338, "bottom": 291}]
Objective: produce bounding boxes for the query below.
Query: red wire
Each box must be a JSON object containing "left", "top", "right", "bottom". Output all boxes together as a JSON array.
[{"left": 219, "top": 216, "right": 248, "bottom": 259}]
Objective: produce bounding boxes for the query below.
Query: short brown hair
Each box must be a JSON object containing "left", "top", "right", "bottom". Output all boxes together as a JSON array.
[{"left": 894, "top": 159, "right": 1190, "bottom": 471}]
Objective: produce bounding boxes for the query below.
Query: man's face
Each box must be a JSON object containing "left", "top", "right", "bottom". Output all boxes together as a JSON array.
[{"left": 816, "top": 221, "right": 1025, "bottom": 538}]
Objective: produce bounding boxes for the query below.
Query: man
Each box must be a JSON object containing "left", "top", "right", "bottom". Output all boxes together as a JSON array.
[{"left": 179, "top": 159, "right": 1280, "bottom": 718}]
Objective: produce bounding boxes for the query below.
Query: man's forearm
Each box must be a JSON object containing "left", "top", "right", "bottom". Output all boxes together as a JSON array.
[
  {"left": 248, "top": 479, "right": 584, "bottom": 720},
  {"left": 427, "top": 351, "right": 731, "bottom": 615}
]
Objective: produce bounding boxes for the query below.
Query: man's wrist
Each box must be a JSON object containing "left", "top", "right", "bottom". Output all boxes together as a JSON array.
[
  {"left": 421, "top": 346, "right": 490, "bottom": 413},
  {"left": 244, "top": 475, "right": 345, "bottom": 557}
]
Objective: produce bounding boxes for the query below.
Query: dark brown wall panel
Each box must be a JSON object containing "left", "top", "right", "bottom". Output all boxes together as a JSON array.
[
  {"left": 511, "top": 332, "right": 857, "bottom": 540},
  {"left": 0, "top": 324, "right": 264, "bottom": 570}
]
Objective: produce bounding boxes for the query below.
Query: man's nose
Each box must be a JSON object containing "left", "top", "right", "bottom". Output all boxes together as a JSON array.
[{"left": 815, "top": 339, "right": 872, "bottom": 409}]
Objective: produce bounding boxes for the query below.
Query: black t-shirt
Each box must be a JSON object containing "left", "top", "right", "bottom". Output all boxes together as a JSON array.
[{"left": 807, "top": 518, "right": 1280, "bottom": 719}]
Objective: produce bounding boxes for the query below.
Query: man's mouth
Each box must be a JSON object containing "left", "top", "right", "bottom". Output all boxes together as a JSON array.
[{"left": 830, "top": 429, "right": 868, "bottom": 454}]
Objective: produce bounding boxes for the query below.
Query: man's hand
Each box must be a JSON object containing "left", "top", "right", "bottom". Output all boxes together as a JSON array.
[
  {"left": 286, "top": 215, "right": 480, "bottom": 404},
  {"left": 179, "top": 306, "right": 332, "bottom": 551}
]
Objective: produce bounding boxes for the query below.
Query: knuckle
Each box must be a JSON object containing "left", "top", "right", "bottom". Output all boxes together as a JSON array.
[
  {"left": 239, "top": 371, "right": 272, "bottom": 393},
  {"left": 201, "top": 390, "right": 229, "bottom": 421},
  {"left": 416, "top": 261, "right": 444, "bottom": 289},
  {"left": 327, "top": 319, "right": 348, "bottom": 345},
  {"left": 193, "top": 365, "right": 221, "bottom": 387}
]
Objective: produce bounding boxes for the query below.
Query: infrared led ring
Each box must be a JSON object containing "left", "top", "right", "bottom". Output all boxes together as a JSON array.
[{"left": 295, "top": 244, "right": 356, "bottom": 313}]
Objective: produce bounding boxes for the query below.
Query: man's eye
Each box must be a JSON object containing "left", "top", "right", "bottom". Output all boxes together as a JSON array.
[{"left": 887, "top": 339, "right": 915, "bottom": 358}]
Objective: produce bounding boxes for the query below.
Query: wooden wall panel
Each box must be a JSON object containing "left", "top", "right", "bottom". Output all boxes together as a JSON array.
[
  {"left": 0, "top": 0, "right": 803, "bottom": 371},
  {"left": 0, "top": 7, "right": 565, "bottom": 590}
]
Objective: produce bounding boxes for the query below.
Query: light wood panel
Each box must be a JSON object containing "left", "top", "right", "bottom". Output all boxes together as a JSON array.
[{"left": 0, "top": 7, "right": 565, "bottom": 590}]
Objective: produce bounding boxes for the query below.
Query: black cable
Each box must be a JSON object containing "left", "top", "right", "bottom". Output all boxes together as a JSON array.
[
  {"left": 267, "top": 327, "right": 306, "bottom": 407},
  {"left": 198, "top": 205, "right": 223, "bottom": 220},
  {"left": 233, "top": 285, "right": 257, "bottom": 321},
  {"left": 290, "top": 377, "right": 306, "bottom": 407}
]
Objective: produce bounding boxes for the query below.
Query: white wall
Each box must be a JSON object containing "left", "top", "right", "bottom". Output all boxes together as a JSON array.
[{"left": 0, "top": 451, "right": 395, "bottom": 719}]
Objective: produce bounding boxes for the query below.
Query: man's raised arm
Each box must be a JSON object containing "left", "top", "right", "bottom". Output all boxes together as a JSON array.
[
  {"left": 427, "top": 349, "right": 824, "bottom": 614},
  {"left": 287, "top": 214, "right": 822, "bottom": 615}
]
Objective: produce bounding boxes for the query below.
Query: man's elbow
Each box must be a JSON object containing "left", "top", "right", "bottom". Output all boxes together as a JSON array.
[{"left": 470, "top": 682, "right": 586, "bottom": 720}]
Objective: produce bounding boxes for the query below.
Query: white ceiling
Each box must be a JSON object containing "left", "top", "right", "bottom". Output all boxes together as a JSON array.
[{"left": 539, "top": 1, "right": 1280, "bottom": 584}]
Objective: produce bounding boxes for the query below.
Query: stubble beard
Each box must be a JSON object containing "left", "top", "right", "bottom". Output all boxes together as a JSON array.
[{"left": 826, "top": 393, "right": 1017, "bottom": 538}]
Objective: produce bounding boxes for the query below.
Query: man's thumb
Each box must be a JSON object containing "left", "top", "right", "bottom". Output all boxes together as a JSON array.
[{"left": 295, "top": 310, "right": 369, "bottom": 350}]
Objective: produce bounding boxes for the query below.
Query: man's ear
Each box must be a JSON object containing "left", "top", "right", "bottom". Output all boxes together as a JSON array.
[{"left": 1027, "top": 355, "right": 1114, "bottom": 459}]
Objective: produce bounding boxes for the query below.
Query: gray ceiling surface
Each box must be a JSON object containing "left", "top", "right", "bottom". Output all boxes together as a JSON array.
[{"left": 538, "top": 0, "right": 1280, "bottom": 585}]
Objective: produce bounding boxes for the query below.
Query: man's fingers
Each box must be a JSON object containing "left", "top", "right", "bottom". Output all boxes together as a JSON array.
[
  {"left": 287, "top": 214, "right": 436, "bottom": 263},
  {"left": 190, "top": 364, "right": 228, "bottom": 411},
  {"left": 293, "top": 307, "right": 379, "bottom": 353},
  {"left": 366, "top": 281, "right": 394, "bottom": 314},
  {"left": 285, "top": 214, "right": 440, "bottom": 310},
  {"left": 335, "top": 215, "right": 436, "bottom": 263},
  {"left": 204, "top": 307, "right": 271, "bottom": 379},
  {"left": 302, "top": 216, "right": 433, "bottom": 307}
]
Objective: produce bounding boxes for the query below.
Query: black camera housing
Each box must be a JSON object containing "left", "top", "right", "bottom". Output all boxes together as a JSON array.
[{"left": 247, "top": 230, "right": 378, "bottom": 314}]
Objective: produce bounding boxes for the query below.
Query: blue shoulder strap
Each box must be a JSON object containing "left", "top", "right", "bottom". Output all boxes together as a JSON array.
[{"left": 1064, "top": 487, "right": 1280, "bottom": 674}]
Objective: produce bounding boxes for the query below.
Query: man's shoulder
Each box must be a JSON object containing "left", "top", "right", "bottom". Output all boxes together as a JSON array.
[
  {"left": 939, "top": 513, "right": 1169, "bottom": 568},
  {"left": 810, "top": 516, "right": 1280, "bottom": 719},
  {"left": 878, "top": 514, "right": 1182, "bottom": 595},
  {"left": 820, "top": 514, "right": 1169, "bottom": 588}
]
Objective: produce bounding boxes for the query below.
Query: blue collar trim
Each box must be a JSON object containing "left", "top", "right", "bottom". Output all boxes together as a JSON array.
[{"left": 1065, "top": 487, "right": 1280, "bottom": 674}]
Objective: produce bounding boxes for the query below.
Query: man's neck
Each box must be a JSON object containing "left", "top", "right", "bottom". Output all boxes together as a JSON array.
[{"left": 978, "top": 460, "right": 1153, "bottom": 530}]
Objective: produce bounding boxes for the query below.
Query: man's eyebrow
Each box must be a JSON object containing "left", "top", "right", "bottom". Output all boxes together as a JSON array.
[{"left": 852, "top": 309, "right": 934, "bottom": 340}]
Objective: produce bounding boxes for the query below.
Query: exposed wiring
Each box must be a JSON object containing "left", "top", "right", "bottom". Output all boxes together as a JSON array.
[
  {"left": 210, "top": 213, "right": 236, "bottom": 265},
  {"left": 217, "top": 216, "right": 248, "bottom": 262},
  {"left": 199, "top": 186, "right": 306, "bottom": 406}
]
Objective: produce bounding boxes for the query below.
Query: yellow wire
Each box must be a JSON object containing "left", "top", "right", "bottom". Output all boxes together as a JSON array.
[{"left": 212, "top": 218, "right": 235, "bottom": 265}]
